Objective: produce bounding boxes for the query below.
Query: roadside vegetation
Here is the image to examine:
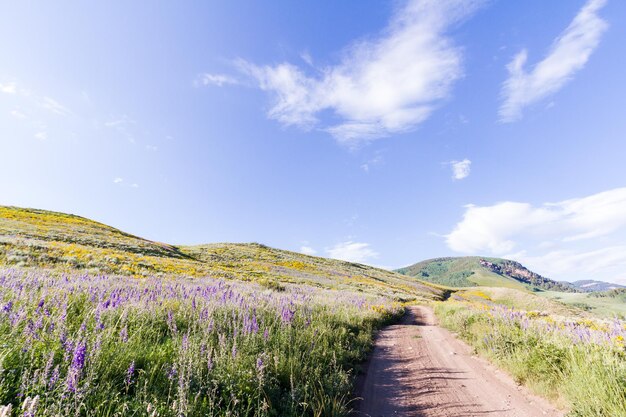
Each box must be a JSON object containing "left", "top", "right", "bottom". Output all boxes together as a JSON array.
[
  {"left": 434, "top": 292, "right": 626, "bottom": 417},
  {"left": 0, "top": 268, "right": 403, "bottom": 417},
  {"left": 0, "top": 205, "right": 447, "bottom": 416}
]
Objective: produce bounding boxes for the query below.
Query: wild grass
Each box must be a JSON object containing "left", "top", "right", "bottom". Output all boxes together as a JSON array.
[
  {"left": 0, "top": 206, "right": 441, "bottom": 302},
  {"left": 0, "top": 268, "right": 403, "bottom": 417},
  {"left": 537, "top": 290, "right": 626, "bottom": 319},
  {"left": 434, "top": 301, "right": 626, "bottom": 416}
]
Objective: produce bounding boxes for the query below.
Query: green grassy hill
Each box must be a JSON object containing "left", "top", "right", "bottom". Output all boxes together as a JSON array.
[
  {"left": 536, "top": 288, "right": 626, "bottom": 319},
  {"left": 0, "top": 205, "right": 441, "bottom": 301},
  {"left": 396, "top": 256, "right": 577, "bottom": 292}
]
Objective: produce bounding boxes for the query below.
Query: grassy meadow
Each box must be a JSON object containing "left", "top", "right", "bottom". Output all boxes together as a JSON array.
[
  {"left": 0, "top": 206, "right": 445, "bottom": 416},
  {"left": 0, "top": 268, "right": 405, "bottom": 417},
  {"left": 536, "top": 289, "right": 626, "bottom": 319},
  {"left": 434, "top": 289, "right": 626, "bottom": 416}
]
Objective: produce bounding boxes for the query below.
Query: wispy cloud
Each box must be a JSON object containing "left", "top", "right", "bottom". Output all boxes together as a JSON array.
[
  {"left": 196, "top": 73, "right": 239, "bottom": 87},
  {"left": 326, "top": 241, "right": 379, "bottom": 264},
  {"left": 0, "top": 82, "right": 17, "bottom": 94},
  {"left": 234, "top": 0, "right": 481, "bottom": 147},
  {"left": 34, "top": 131, "right": 47, "bottom": 141},
  {"left": 300, "top": 51, "right": 314, "bottom": 66},
  {"left": 445, "top": 187, "right": 626, "bottom": 282},
  {"left": 449, "top": 159, "right": 471, "bottom": 180},
  {"left": 40, "top": 97, "right": 72, "bottom": 116},
  {"left": 299, "top": 246, "right": 317, "bottom": 256},
  {"left": 512, "top": 246, "right": 626, "bottom": 283},
  {"left": 499, "top": 0, "right": 608, "bottom": 122},
  {"left": 113, "top": 177, "right": 139, "bottom": 189},
  {"left": 361, "top": 151, "right": 385, "bottom": 172},
  {"left": 1, "top": 80, "right": 73, "bottom": 117},
  {"left": 10, "top": 110, "right": 26, "bottom": 119},
  {"left": 105, "top": 115, "right": 137, "bottom": 143}
]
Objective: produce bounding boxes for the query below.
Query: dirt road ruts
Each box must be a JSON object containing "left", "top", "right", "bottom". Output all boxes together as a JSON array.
[{"left": 353, "top": 306, "right": 564, "bottom": 417}]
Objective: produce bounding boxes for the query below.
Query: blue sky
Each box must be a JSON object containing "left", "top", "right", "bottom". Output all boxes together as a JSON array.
[{"left": 2, "top": 0, "right": 626, "bottom": 283}]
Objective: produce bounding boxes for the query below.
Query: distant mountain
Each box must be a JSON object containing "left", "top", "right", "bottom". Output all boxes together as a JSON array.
[
  {"left": 572, "top": 280, "right": 626, "bottom": 292},
  {"left": 396, "top": 256, "right": 578, "bottom": 292}
]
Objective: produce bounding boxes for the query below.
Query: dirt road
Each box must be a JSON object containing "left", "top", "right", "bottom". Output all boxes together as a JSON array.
[{"left": 353, "top": 306, "right": 564, "bottom": 417}]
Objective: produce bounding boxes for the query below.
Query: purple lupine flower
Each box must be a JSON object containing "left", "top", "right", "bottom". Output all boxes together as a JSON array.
[
  {"left": 119, "top": 326, "right": 128, "bottom": 343},
  {"left": 40, "top": 352, "right": 55, "bottom": 386},
  {"left": 125, "top": 361, "right": 135, "bottom": 385},
  {"left": 48, "top": 365, "right": 60, "bottom": 389},
  {"left": 182, "top": 333, "right": 189, "bottom": 351},
  {"left": 167, "top": 311, "right": 177, "bottom": 334},
  {"left": 166, "top": 365, "right": 177, "bottom": 381},
  {"left": 21, "top": 395, "right": 40, "bottom": 417},
  {"left": 1, "top": 301, "right": 12, "bottom": 313},
  {"left": 251, "top": 314, "right": 259, "bottom": 334},
  {"left": 66, "top": 342, "right": 87, "bottom": 393},
  {"left": 281, "top": 306, "right": 295, "bottom": 324}
]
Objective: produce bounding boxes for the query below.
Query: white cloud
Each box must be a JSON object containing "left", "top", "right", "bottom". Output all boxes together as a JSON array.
[
  {"left": 0, "top": 81, "right": 72, "bottom": 118},
  {"left": 446, "top": 187, "right": 626, "bottom": 283},
  {"left": 105, "top": 115, "right": 136, "bottom": 142},
  {"left": 499, "top": 0, "right": 607, "bottom": 122},
  {"left": 326, "top": 241, "right": 379, "bottom": 264},
  {"left": 450, "top": 159, "right": 471, "bottom": 180},
  {"left": 40, "top": 96, "right": 72, "bottom": 116},
  {"left": 113, "top": 177, "right": 139, "bottom": 189},
  {"left": 34, "top": 131, "right": 47, "bottom": 141},
  {"left": 517, "top": 247, "right": 626, "bottom": 278},
  {"left": 361, "top": 152, "right": 385, "bottom": 172},
  {"left": 10, "top": 110, "right": 26, "bottom": 119},
  {"left": 197, "top": 73, "right": 239, "bottom": 87},
  {"left": 104, "top": 116, "right": 135, "bottom": 128},
  {"left": 0, "top": 82, "right": 17, "bottom": 94},
  {"left": 300, "top": 51, "right": 313, "bottom": 66},
  {"left": 299, "top": 246, "right": 317, "bottom": 256},
  {"left": 239, "top": 0, "right": 481, "bottom": 147}
]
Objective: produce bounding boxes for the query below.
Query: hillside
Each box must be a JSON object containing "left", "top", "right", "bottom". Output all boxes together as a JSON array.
[
  {"left": 0, "top": 205, "right": 441, "bottom": 301},
  {"left": 396, "top": 256, "right": 577, "bottom": 292}
]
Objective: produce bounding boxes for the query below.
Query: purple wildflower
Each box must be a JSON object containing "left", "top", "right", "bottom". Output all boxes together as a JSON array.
[
  {"left": 66, "top": 341, "right": 87, "bottom": 393},
  {"left": 281, "top": 306, "right": 295, "bottom": 324},
  {"left": 48, "top": 366, "right": 60, "bottom": 389},
  {"left": 166, "top": 365, "right": 177, "bottom": 381},
  {"left": 119, "top": 326, "right": 128, "bottom": 343},
  {"left": 125, "top": 361, "right": 135, "bottom": 385},
  {"left": 1, "top": 301, "right": 12, "bottom": 314}
]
